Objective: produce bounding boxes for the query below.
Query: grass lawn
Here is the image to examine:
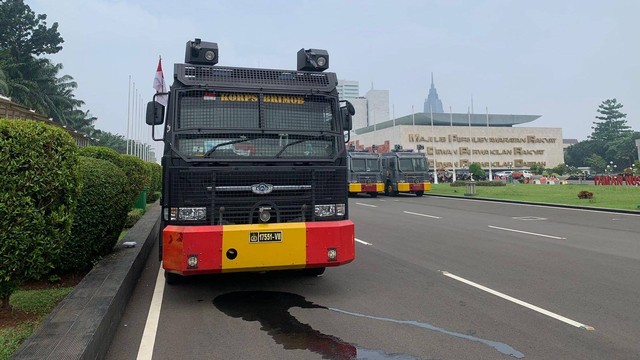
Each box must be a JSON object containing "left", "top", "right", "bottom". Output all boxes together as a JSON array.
[
  {"left": 428, "top": 183, "right": 640, "bottom": 211},
  {"left": 0, "top": 287, "right": 74, "bottom": 360}
]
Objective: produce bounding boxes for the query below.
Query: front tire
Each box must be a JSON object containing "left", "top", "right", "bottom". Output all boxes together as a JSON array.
[
  {"left": 164, "top": 271, "right": 183, "bottom": 285},
  {"left": 415, "top": 191, "right": 424, "bottom": 197},
  {"left": 304, "top": 267, "right": 326, "bottom": 276}
]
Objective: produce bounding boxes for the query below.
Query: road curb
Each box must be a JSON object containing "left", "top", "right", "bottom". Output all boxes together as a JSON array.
[
  {"left": 12, "top": 204, "right": 161, "bottom": 360},
  {"left": 426, "top": 193, "right": 640, "bottom": 215}
]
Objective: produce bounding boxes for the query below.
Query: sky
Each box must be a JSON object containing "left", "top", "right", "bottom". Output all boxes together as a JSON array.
[{"left": 28, "top": 0, "right": 639, "bottom": 159}]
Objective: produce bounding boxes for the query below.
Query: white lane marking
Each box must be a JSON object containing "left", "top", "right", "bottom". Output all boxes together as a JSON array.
[
  {"left": 512, "top": 216, "right": 547, "bottom": 221},
  {"left": 488, "top": 225, "right": 566, "bottom": 240},
  {"left": 136, "top": 265, "right": 166, "bottom": 360},
  {"left": 355, "top": 238, "right": 372, "bottom": 245},
  {"left": 441, "top": 271, "right": 594, "bottom": 331},
  {"left": 379, "top": 199, "right": 386, "bottom": 202},
  {"left": 356, "top": 202, "right": 378, "bottom": 208},
  {"left": 403, "top": 211, "right": 442, "bottom": 219},
  {"left": 434, "top": 196, "right": 640, "bottom": 217}
]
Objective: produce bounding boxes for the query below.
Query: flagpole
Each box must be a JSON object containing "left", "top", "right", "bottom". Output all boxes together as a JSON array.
[
  {"left": 136, "top": 91, "right": 140, "bottom": 158},
  {"left": 486, "top": 107, "right": 492, "bottom": 181},
  {"left": 139, "top": 93, "right": 143, "bottom": 159},
  {"left": 126, "top": 75, "right": 131, "bottom": 155},
  {"left": 430, "top": 105, "right": 438, "bottom": 184},
  {"left": 450, "top": 106, "right": 456, "bottom": 182},
  {"left": 468, "top": 106, "right": 472, "bottom": 166}
]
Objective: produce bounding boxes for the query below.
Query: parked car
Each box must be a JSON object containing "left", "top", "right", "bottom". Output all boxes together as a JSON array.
[
  {"left": 494, "top": 171, "right": 513, "bottom": 178},
  {"left": 512, "top": 170, "right": 532, "bottom": 179}
]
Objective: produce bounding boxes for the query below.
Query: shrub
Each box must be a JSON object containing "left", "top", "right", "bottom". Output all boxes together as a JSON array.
[
  {"left": 120, "top": 155, "right": 150, "bottom": 208},
  {"left": 578, "top": 190, "right": 594, "bottom": 199},
  {"left": 0, "top": 120, "right": 79, "bottom": 308},
  {"left": 77, "top": 146, "right": 124, "bottom": 168},
  {"left": 147, "top": 191, "right": 161, "bottom": 203},
  {"left": 450, "top": 180, "right": 505, "bottom": 187},
  {"left": 145, "top": 162, "right": 162, "bottom": 203},
  {"left": 125, "top": 208, "right": 145, "bottom": 228},
  {"left": 80, "top": 147, "right": 149, "bottom": 208},
  {"left": 55, "top": 157, "right": 129, "bottom": 272}
]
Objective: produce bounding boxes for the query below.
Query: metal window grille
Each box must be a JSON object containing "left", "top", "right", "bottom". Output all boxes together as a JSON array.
[
  {"left": 177, "top": 65, "right": 336, "bottom": 92},
  {"left": 168, "top": 167, "right": 346, "bottom": 225}
]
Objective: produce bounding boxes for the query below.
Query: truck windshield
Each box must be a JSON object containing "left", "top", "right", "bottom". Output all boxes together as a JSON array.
[
  {"left": 177, "top": 91, "right": 335, "bottom": 131},
  {"left": 399, "top": 158, "right": 427, "bottom": 172},
  {"left": 351, "top": 158, "right": 380, "bottom": 172},
  {"left": 177, "top": 134, "right": 336, "bottom": 159},
  {"left": 173, "top": 90, "right": 339, "bottom": 159}
]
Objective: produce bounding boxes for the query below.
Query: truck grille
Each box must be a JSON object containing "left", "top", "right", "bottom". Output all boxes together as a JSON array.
[
  {"left": 168, "top": 167, "right": 346, "bottom": 225},
  {"left": 406, "top": 174, "right": 426, "bottom": 183},
  {"left": 356, "top": 174, "right": 379, "bottom": 184}
]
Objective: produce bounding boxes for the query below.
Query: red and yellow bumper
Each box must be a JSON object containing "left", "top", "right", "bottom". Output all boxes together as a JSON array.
[
  {"left": 397, "top": 182, "right": 432, "bottom": 193},
  {"left": 349, "top": 183, "right": 384, "bottom": 194},
  {"left": 162, "top": 220, "right": 355, "bottom": 275}
]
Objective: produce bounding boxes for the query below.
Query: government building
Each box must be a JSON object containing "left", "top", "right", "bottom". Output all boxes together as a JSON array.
[{"left": 345, "top": 76, "right": 564, "bottom": 172}]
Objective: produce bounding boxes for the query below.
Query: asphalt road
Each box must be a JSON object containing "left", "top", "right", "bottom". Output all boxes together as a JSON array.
[{"left": 106, "top": 195, "right": 640, "bottom": 359}]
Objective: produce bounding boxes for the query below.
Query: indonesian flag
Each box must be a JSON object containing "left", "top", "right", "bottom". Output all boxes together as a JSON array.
[{"left": 153, "top": 57, "right": 168, "bottom": 106}]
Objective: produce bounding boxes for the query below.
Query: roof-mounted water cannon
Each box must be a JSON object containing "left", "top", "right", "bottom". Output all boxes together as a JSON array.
[
  {"left": 297, "top": 48, "right": 329, "bottom": 72},
  {"left": 185, "top": 38, "right": 218, "bottom": 65}
]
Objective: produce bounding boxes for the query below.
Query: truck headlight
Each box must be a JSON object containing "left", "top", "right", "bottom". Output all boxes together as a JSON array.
[
  {"left": 314, "top": 204, "right": 335, "bottom": 217},
  {"left": 177, "top": 207, "right": 206, "bottom": 221},
  {"left": 314, "top": 204, "right": 345, "bottom": 217}
]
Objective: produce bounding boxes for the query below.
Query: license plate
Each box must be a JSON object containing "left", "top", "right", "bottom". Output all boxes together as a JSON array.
[{"left": 249, "top": 231, "right": 282, "bottom": 243}]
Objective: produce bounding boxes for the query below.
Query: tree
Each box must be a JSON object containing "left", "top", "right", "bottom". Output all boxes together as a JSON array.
[
  {"left": 590, "top": 99, "right": 631, "bottom": 143},
  {"left": 530, "top": 164, "right": 545, "bottom": 175},
  {"left": 604, "top": 132, "right": 640, "bottom": 168},
  {"left": 0, "top": 66, "right": 7, "bottom": 95},
  {"left": 564, "top": 139, "right": 605, "bottom": 167},
  {"left": 469, "top": 162, "right": 484, "bottom": 180},
  {"left": 0, "top": 0, "right": 63, "bottom": 61},
  {"left": 585, "top": 154, "right": 606, "bottom": 174},
  {"left": 551, "top": 163, "right": 569, "bottom": 176}
]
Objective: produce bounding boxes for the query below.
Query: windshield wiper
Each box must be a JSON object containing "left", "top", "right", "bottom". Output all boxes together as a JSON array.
[
  {"left": 274, "top": 134, "right": 332, "bottom": 158},
  {"left": 203, "top": 136, "right": 250, "bottom": 158}
]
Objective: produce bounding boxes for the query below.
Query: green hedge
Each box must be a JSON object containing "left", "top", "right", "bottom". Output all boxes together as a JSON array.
[
  {"left": 79, "top": 147, "right": 150, "bottom": 208},
  {"left": 0, "top": 120, "right": 79, "bottom": 306},
  {"left": 145, "top": 162, "right": 162, "bottom": 203},
  {"left": 77, "top": 146, "right": 124, "bottom": 168},
  {"left": 125, "top": 208, "right": 145, "bottom": 228},
  {"left": 56, "top": 157, "right": 129, "bottom": 272},
  {"left": 120, "top": 154, "right": 150, "bottom": 207},
  {"left": 450, "top": 180, "right": 506, "bottom": 187}
]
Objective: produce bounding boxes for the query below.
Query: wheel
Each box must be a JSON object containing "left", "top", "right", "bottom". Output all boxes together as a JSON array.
[
  {"left": 415, "top": 191, "right": 424, "bottom": 197},
  {"left": 164, "top": 271, "right": 183, "bottom": 285},
  {"left": 304, "top": 267, "right": 326, "bottom": 276},
  {"left": 370, "top": 192, "right": 378, "bottom": 198}
]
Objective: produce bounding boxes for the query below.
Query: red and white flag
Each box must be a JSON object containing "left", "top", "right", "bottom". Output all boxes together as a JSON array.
[{"left": 153, "top": 57, "right": 168, "bottom": 106}]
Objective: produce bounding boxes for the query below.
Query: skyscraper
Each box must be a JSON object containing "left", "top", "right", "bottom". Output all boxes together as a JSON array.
[
  {"left": 337, "top": 79, "right": 360, "bottom": 100},
  {"left": 423, "top": 73, "right": 444, "bottom": 113}
]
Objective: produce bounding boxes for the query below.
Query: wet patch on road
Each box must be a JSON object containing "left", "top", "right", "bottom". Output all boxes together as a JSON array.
[{"left": 213, "top": 291, "right": 524, "bottom": 359}]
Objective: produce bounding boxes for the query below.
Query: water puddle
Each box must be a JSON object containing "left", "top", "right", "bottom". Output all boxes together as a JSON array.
[{"left": 213, "top": 291, "right": 524, "bottom": 359}]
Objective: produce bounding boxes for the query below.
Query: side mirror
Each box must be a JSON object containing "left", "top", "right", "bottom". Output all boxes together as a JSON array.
[
  {"left": 340, "top": 100, "right": 355, "bottom": 131},
  {"left": 146, "top": 101, "right": 164, "bottom": 126}
]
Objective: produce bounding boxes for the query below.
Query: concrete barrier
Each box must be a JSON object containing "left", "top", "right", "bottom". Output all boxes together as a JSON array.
[{"left": 12, "top": 204, "right": 160, "bottom": 360}]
